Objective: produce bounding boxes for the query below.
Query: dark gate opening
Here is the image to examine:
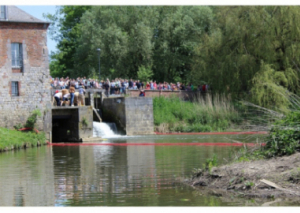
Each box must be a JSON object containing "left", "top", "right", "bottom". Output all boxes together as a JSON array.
[{"left": 52, "top": 115, "right": 79, "bottom": 142}]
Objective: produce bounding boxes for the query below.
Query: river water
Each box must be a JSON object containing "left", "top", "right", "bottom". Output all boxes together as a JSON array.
[{"left": 0, "top": 133, "right": 298, "bottom": 206}]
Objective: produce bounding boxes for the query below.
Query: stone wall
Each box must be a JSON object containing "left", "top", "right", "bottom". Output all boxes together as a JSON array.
[
  {"left": 125, "top": 97, "right": 154, "bottom": 135},
  {"left": 101, "top": 97, "right": 154, "bottom": 135},
  {"left": 0, "top": 22, "right": 51, "bottom": 137},
  {"left": 78, "top": 106, "right": 93, "bottom": 139}
]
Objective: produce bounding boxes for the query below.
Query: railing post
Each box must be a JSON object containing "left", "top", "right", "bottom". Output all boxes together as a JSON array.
[{"left": 89, "top": 92, "right": 94, "bottom": 107}]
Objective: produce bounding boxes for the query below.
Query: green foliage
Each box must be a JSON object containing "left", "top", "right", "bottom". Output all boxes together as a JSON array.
[
  {"left": 44, "top": 6, "right": 92, "bottom": 77},
  {"left": 263, "top": 111, "right": 300, "bottom": 158},
  {"left": 250, "top": 62, "right": 297, "bottom": 113},
  {"left": 244, "top": 181, "right": 254, "bottom": 189},
  {"left": 0, "top": 127, "right": 46, "bottom": 150},
  {"left": 203, "top": 154, "right": 218, "bottom": 172},
  {"left": 13, "top": 123, "right": 23, "bottom": 130},
  {"left": 72, "top": 6, "right": 213, "bottom": 81},
  {"left": 192, "top": 6, "right": 300, "bottom": 98},
  {"left": 137, "top": 66, "right": 153, "bottom": 83},
  {"left": 153, "top": 95, "right": 241, "bottom": 132},
  {"left": 25, "top": 109, "right": 42, "bottom": 129},
  {"left": 81, "top": 117, "right": 88, "bottom": 127}
]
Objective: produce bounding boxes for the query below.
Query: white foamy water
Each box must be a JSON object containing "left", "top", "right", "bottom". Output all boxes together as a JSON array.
[{"left": 93, "top": 122, "right": 121, "bottom": 138}]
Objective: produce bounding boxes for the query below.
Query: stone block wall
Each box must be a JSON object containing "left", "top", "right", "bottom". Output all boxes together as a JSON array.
[
  {"left": 101, "top": 97, "right": 154, "bottom": 135},
  {"left": 0, "top": 22, "right": 51, "bottom": 136},
  {"left": 125, "top": 97, "right": 154, "bottom": 135},
  {"left": 78, "top": 106, "right": 93, "bottom": 139}
]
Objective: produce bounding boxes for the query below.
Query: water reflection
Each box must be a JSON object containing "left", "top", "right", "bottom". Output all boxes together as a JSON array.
[
  {"left": 1, "top": 134, "right": 289, "bottom": 206},
  {"left": 51, "top": 135, "right": 241, "bottom": 206},
  {"left": 0, "top": 147, "right": 55, "bottom": 206}
]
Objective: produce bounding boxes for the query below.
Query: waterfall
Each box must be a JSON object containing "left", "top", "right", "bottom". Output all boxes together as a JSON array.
[
  {"left": 93, "top": 121, "right": 121, "bottom": 138},
  {"left": 106, "top": 123, "right": 117, "bottom": 132}
]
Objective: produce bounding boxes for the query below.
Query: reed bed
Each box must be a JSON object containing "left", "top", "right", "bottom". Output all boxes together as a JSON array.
[{"left": 153, "top": 93, "right": 242, "bottom": 132}]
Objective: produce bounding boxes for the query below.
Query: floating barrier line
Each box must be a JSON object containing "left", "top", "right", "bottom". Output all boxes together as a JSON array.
[
  {"left": 155, "top": 131, "right": 268, "bottom": 135},
  {"left": 47, "top": 142, "right": 266, "bottom": 147}
]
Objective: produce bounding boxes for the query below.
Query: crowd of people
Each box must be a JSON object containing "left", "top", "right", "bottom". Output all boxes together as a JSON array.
[
  {"left": 50, "top": 76, "right": 209, "bottom": 94},
  {"left": 51, "top": 76, "right": 209, "bottom": 106}
]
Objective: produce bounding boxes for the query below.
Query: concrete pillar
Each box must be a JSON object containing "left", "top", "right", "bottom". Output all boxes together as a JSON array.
[{"left": 89, "top": 92, "right": 94, "bottom": 107}]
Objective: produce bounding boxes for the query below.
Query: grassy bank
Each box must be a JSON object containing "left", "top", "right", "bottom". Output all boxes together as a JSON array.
[
  {"left": 153, "top": 94, "right": 242, "bottom": 132},
  {"left": 0, "top": 127, "right": 47, "bottom": 152}
]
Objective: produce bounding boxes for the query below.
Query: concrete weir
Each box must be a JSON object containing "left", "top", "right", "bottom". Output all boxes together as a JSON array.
[
  {"left": 52, "top": 106, "right": 93, "bottom": 142},
  {"left": 51, "top": 89, "right": 155, "bottom": 142},
  {"left": 101, "top": 97, "right": 154, "bottom": 135}
]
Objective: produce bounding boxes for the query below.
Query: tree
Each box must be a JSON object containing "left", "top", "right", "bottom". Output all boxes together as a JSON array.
[
  {"left": 137, "top": 66, "right": 154, "bottom": 83},
  {"left": 192, "top": 6, "right": 300, "bottom": 99},
  {"left": 75, "top": 6, "right": 213, "bottom": 82},
  {"left": 44, "top": 6, "right": 91, "bottom": 77},
  {"left": 251, "top": 62, "right": 297, "bottom": 112},
  {"left": 153, "top": 6, "right": 213, "bottom": 83}
]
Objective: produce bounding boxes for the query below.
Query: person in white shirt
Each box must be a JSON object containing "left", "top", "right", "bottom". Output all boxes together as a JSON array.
[{"left": 54, "top": 90, "right": 62, "bottom": 106}]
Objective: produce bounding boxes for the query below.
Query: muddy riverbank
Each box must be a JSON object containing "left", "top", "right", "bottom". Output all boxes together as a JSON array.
[{"left": 186, "top": 152, "right": 300, "bottom": 199}]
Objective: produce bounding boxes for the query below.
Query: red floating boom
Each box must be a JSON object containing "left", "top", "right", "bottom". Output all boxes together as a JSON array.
[
  {"left": 47, "top": 142, "right": 265, "bottom": 147},
  {"left": 155, "top": 131, "right": 268, "bottom": 135}
]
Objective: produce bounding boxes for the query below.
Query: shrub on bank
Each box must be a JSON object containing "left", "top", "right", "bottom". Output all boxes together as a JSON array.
[
  {"left": 263, "top": 111, "right": 300, "bottom": 158},
  {"left": 233, "top": 111, "right": 300, "bottom": 161},
  {"left": 0, "top": 127, "right": 46, "bottom": 151},
  {"left": 153, "top": 94, "right": 241, "bottom": 132}
]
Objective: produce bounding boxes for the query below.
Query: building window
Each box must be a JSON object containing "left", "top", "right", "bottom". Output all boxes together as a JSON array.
[
  {"left": 11, "top": 43, "right": 23, "bottom": 69},
  {"left": 0, "top": 6, "right": 6, "bottom": 20},
  {"left": 11, "top": 81, "right": 19, "bottom": 96}
]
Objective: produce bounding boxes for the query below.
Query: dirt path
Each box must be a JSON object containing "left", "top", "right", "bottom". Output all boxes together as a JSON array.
[{"left": 186, "top": 152, "right": 300, "bottom": 199}]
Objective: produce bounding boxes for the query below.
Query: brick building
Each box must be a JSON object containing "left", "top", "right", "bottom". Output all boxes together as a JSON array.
[{"left": 0, "top": 5, "right": 52, "bottom": 137}]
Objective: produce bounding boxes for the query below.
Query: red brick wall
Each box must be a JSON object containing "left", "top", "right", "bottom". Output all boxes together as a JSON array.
[{"left": 0, "top": 22, "right": 48, "bottom": 68}]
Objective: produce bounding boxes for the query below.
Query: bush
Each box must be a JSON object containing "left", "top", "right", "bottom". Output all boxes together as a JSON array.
[
  {"left": 263, "top": 111, "right": 300, "bottom": 157},
  {"left": 25, "top": 109, "right": 42, "bottom": 129}
]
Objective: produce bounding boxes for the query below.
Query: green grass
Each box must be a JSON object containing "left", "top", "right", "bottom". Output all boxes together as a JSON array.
[
  {"left": 153, "top": 94, "right": 242, "bottom": 132},
  {"left": 0, "top": 127, "right": 46, "bottom": 151}
]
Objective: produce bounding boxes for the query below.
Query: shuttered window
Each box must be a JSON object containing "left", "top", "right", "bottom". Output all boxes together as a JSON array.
[
  {"left": 11, "top": 43, "right": 23, "bottom": 68},
  {"left": 11, "top": 81, "right": 19, "bottom": 96},
  {"left": 0, "top": 6, "right": 6, "bottom": 19}
]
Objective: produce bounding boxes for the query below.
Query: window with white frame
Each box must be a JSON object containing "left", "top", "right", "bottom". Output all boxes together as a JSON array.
[
  {"left": 0, "top": 6, "right": 6, "bottom": 20},
  {"left": 11, "top": 43, "right": 23, "bottom": 69},
  {"left": 11, "top": 81, "right": 19, "bottom": 96}
]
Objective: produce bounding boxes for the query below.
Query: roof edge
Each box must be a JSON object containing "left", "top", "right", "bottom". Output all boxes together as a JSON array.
[{"left": 0, "top": 20, "right": 50, "bottom": 25}]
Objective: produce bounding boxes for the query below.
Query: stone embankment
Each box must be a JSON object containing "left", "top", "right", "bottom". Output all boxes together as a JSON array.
[{"left": 186, "top": 152, "right": 300, "bottom": 199}]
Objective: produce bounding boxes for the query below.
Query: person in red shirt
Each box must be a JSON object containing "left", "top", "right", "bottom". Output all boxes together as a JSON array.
[
  {"left": 139, "top": 89, "right": 146, "bottom": 97},
  {"left": 146, "top": 82, "right": 150, "bottom": 90}
]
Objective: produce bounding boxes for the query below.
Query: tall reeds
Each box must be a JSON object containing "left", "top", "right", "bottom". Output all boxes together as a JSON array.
[{"left": 153, "top": 93, "right": 241, "bottom": 132}]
